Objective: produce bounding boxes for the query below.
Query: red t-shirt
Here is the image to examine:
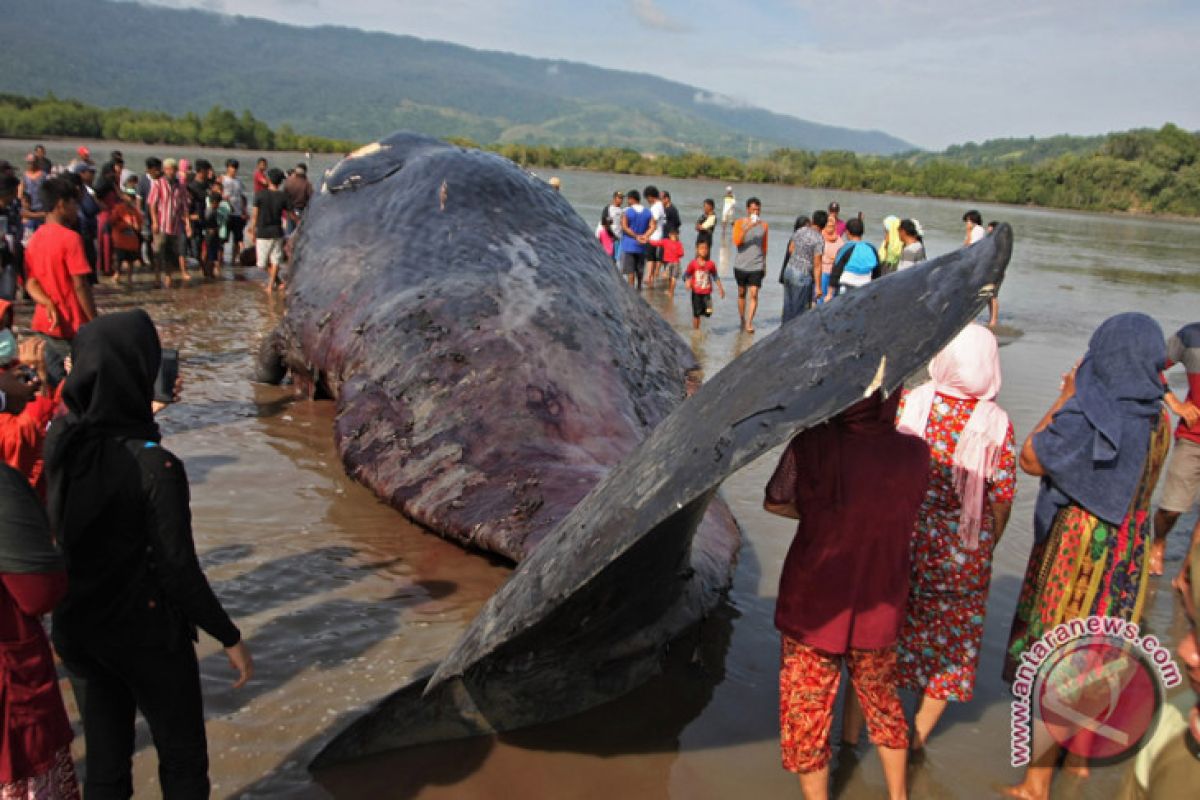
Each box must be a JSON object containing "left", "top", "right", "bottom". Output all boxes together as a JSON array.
[
  {"left": 659, "top": 238, "right": 684, "bottom": 264},
  {"left": 1166, "top": 324, "right": 1200, "bottom": 444},
  {"left": 253, "top": 169, "right": 269, "bottom": 195},
  {"left": 110, "top": 202, "right": 143, "bottom": 252},
  {"left": 684, "top": 259, "right": 718, "bottom": 295},
  {"left": 24, "top": 222, "right": 93, "bottom": 340}
]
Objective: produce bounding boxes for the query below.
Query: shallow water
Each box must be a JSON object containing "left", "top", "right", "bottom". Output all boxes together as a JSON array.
[{"left": 7, "top": 138, "right": 1198, "bottom": 798}]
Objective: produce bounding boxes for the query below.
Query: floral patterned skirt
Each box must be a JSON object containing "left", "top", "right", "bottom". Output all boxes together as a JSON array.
[
  {"left": 0, "top": 748, "right": 80, "bottom": 800},
  {"left": 779, "top": 637, "right": 907, "bottom": 773}
]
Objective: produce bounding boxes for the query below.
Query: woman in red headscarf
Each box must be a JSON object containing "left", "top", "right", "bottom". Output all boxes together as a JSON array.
[
  {"left": 894, "top": 323, "right": 1016, "bottom": 750},
  {"left": 765, "top": 391, "right": 930, "bottom": 800}
]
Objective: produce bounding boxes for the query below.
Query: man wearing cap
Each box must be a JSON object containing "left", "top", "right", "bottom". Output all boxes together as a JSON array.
[
  {"left": 828, "top": 201, "right": 847, "bottom": 237},
  {"left": 146, "top": 158, "right": 192, "bottom": 287},
  {"left": 74, "top": 146, "right": 93, "bottom": 169},
  {"left": 1118, "top": 530, "right": 1200, "bottom": 798}
]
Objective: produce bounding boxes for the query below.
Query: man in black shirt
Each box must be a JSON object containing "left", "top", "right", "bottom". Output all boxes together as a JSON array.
[
  {"left": 187, "top": 160, "right": 213, "bottom": 274},
  {"left": 249, "top": 168, "right": 293, "bottom": 293},
  {"left": 662, "top": 191, "right": 682, "bottom": 238}
]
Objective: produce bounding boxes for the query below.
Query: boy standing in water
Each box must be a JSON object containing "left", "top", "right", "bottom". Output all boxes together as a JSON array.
[
  {"left": 249, "top": 168, "right": 293, "bottom": 294},
  {"left": 659, "top": 229, "right": 684, "bottom": 294},
  {"left": 684, "top": 240, "right": 724, "bottom": 330}
]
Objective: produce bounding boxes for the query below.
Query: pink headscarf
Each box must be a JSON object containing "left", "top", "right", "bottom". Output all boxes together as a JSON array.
[{"left": 897, "top": 324, "right": 1009, "bottom": 550}]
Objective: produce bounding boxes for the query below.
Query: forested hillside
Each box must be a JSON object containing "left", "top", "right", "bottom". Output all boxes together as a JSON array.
[{"left": 0, "top": 0, "right": 911, "bottom": 156}]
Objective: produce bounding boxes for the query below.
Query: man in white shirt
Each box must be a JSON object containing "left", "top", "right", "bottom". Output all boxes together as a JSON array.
[
  {"left": 962, "top": 209, "right": 997, "bottom": 325},
  {"left": 644, "top": 185, "right": 666, "bottom": 288}
]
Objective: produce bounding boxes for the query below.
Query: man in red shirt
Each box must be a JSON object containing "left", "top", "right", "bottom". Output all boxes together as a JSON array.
[
  {"left": 24, "top": 177, "right": 97, "bottom": 386},
  {"left": 252, "top": 158, "right": 269, "bottom": 196}
]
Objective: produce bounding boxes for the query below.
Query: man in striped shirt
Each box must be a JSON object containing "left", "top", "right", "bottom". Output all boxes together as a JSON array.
[{"left": 147, "top": 157, "right": 192, "bottom": 287}]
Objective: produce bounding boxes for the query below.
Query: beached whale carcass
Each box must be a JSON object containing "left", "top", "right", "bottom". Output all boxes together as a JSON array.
[
  {"left": 258, "top": 132, "right": 1013, "bottom": 765},
  {"left": 260, "top": 132, "right": 735, "bottom": 564}
]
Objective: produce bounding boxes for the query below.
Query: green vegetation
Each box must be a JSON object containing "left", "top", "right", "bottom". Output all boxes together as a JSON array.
[
  {"left": 0, "top": 94, "right": 356, "bottom": 154},
  {"left": 489, "top": 124, "right": 1200, "bottom": 216},
  {"left": 3, "top": 93, "right": 1196, "bottom": 218}
]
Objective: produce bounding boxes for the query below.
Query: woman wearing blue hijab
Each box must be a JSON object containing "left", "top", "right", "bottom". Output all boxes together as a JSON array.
[{"left": 1002, "top": 312, "right": 1170, "bottom": 798}]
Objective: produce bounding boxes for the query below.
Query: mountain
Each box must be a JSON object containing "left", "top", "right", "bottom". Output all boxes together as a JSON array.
[{"left": 0, "top": 0, "right": 913, "bottom": 156}]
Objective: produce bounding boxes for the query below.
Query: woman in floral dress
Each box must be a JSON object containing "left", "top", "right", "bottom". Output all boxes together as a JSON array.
[
  {"left": 895, "top": 324, "right": 1016, "bottom": 750},
  {"left": 1002, "top": 313, "right": 1170, "bottom": 800}
]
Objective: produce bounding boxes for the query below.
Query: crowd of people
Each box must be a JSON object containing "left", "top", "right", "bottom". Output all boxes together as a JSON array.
[
  {"left": 0, "top": 152, "right": 1193, "bottom": 799},
  {"left": 0, "top": 144, "right": 282, "bottom": 798},
  {"left": 765, "top": 315, "right": 1200, "bottom": 799},
  {"left": 1, "top": 145, "right": 313, "bottom": 297},
  {"left": 596, "top": 184, "right": 1002, "bottom": 334}
]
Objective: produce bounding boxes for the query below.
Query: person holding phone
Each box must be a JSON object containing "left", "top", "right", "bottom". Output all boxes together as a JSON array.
[
  {"left": 45, "top": 310, "right": 251, "bottom": 799},
  {"left": 732, "top": 197, "right": 768, "bottom": 333}
]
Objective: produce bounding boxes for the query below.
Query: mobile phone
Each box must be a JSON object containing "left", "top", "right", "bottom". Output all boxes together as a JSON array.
[{"left": 154, "top": 348, "right": 179, "bottom": 404}]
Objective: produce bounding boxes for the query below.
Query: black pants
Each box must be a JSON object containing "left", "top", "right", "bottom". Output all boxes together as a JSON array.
[{"left": 57, "top": 639, "right": 210, "bottom": 800}]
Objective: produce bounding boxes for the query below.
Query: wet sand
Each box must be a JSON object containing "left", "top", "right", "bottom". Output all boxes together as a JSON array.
[{"left": 8, "top": 148, "right": 1197, "bottom": 797}]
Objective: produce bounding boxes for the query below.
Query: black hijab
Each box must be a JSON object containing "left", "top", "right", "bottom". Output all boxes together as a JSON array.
[{"left": 45, "top": 310, "right": 162, "bottom": 540}]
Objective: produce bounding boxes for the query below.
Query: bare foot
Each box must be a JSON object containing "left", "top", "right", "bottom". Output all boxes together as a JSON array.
[
  {"left": 997, "top": 783, "right": 1047, "bottom": 800},
  {"left": 1149, "top": 539, "right": 1166, "bottom": 576},
  {"left": 160, "top": 275, "right": 172, "bottom": 289},
  {"left": 179, "top": 271, "right": 192, "bottom": 282},
  {"left": 1062, "top": 753, "right": 1090, "bottom": 779},
  {"left": 744, "top": 325, "right": 756, "bottom": 334}
]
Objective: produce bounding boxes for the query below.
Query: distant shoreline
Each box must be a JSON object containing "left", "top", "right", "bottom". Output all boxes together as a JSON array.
[{"left": 5, "top": 133, "right": 1197, "bottom": 226}]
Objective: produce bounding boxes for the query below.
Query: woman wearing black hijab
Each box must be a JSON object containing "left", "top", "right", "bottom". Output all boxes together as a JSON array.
[{"left": 45, "top": 310, "right": 252, "bottom": 799}]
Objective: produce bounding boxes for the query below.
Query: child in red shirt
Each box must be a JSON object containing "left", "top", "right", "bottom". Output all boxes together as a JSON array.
[
  {"left": 660, "top": 229, "right": 685, "bottom": 294},
  {"left": 109, "top": 187, "right": 144, "bottom": 284},
  {"left": 684, "top": 240, "right": 725, "bottom": 329}
]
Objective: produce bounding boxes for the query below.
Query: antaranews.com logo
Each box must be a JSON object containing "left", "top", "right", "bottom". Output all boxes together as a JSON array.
[{"left": 1010, "top": 616, "right": 1181, "bottom": 766}]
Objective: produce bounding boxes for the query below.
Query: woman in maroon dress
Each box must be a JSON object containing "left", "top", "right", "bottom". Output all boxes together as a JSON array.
[{"left": 765, "top": 391, "right": 930, "bottom": 800}]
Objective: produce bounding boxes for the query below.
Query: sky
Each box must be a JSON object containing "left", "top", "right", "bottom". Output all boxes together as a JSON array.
[{"left": 145, "top": 0, "right": 1200, "bottom": 150}]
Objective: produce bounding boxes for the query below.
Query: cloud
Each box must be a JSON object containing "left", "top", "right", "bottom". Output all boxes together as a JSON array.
[
  {"left": 693, "top": 91, "right": 750, "bottom": 110},
  {"left": 628, "top": 0, "right": 690, "bottom": 32}
]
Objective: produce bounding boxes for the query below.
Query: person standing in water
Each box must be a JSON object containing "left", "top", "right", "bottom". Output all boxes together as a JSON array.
[
  {"left": 1149, "top": 322, "right": 1200, "bottom": 577},
  {"left": 720, "top": 186, "right": 736, "bottom": 242},
  {"left": 896, "top": 219, "right": 926, "bottom": 271},
  {"left": 732, "top": 198, "right": 768, "bottom": 333},
  {"left": 1003, "top": 313, "right": 1170, "bottom": 799},
  {"left": 619, "top": 189, "right": 653, "bottom": 290},
  {"left": 963, "top": 210, "right": 998, "bottom": 326},
  {"left": 894, "top": 324, "right": 1015, "bottom": 752},
  {"left": 47, "top": 311, "right": 254, "bottom": 799},
  {"left": 695, "top": 198, "right": 716, "bottom": 254},
  {"left": 765, "top": 391, "right": 930, "bottom": 800},
  {"left": 784, "top": 212, "right": 822, "bottom": 322}
]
